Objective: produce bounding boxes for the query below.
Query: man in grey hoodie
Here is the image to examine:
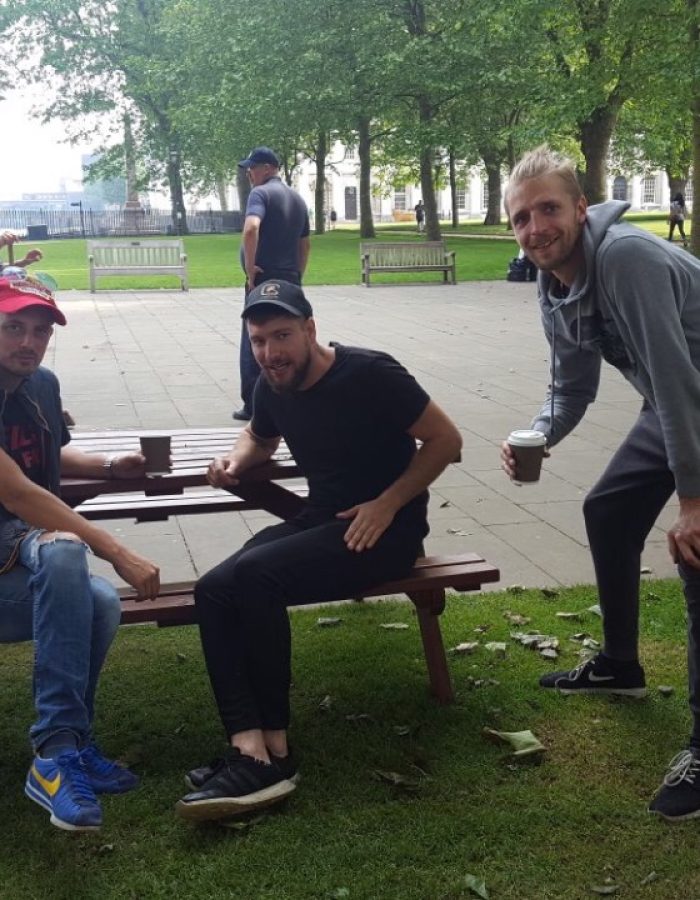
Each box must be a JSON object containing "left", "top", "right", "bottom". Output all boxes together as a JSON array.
[{"left": 501, "top": 145, "right": 700, "bottom": 822}]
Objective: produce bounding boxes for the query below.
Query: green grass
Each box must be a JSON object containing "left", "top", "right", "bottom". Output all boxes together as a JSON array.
[
  {"left": 16, "top": 212, "right": 686, "bottom": 293},
  {"left": 14, "top": 231, "right": 517, "bottom": 291},
  {"left": 1, "top": 579, "right": 697, "bottom": 899}
]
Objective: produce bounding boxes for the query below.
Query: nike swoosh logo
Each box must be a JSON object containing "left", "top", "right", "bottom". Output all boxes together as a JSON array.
[
  {"left": 31, "top": 764, "right": 61, "bottom": 796},
  {"left": 588, "top": 673, "right": 615, "bottom": 682}
]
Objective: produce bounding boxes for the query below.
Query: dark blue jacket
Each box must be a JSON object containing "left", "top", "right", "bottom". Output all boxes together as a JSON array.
[{"left": 0, "top": 367, "right": 69, "bottom": 573}]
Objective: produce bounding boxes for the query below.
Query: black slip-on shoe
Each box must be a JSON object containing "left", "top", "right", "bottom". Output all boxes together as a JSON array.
[
  {"left": 185, "top": 750, "right": 298, "bottom": 791},
  {"left": 232, "top": 408, "right": 252, "bottom": 422},
  {"left": 649, "top": 750, "right": 700, "bottom": 821}
]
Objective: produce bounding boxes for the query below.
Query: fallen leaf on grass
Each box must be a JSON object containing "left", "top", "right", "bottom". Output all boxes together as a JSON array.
[
  {"left": 449, "top": 641, "right": 480, "bottom": 655},
  {"left": 474, "top": 624, "right": 491, "bottom": 634},
  {"left": 540, "top": 648, "right": 558, "bottom": 660},
  {"left": 640, "top": 566, "right": 653, "bottom": 575},
  {"left": 345, "top": 713, "right": 374, "bottom": 724},
  {"left": 504, "top": 611, "right": 530, "bottom": 625},
  {"left": 644, "top": 592, "right": 662, "bottom": 603},
  {"left": 173, "top": 723, "right": 186, "bottom": 735},
  {"left": 467, "top": 676, "right": 500, "bottom": 689},
  {"left": 319, "top": 694, "right": 333, "bottom": 712},
  {"left": 327, "top": 890, "right": 350, "bottom": 899},
  {"left": 582, "top": 638, "right": 601, "bottom": 650},
  {"left": 393, "top": 725, "right": 413, "bottom": 736},
  {"left": 219, "top": 814, "right": 266, "bottom": 831},
  {"left": 464, "top": 873, "right": 489, "bottom": 898},
  {"left": 570, "top": 632, "right": 590, "bottom": 642},
  {"left": 317, "top": 617, "right": 342, "bottom": 627},
  {"left": 541, "top": 588, "right": 559, "bottom": 598},
  {"left": 379, "top": 623, "right": 409, "bottom": 630},
  {"left": 97, "top": 844, "right": 114, "bottom": 854},
  {"left": 590, "top": 886, "right": 619, "bottom": 896},
  {"left": 484, "top": 642, "right": 507, "bottom": 657},
  {"left": 588, "top": 604, "right": 602, "bottom": 617},
  {"left": 176, "top": 652, "right": 187, "bottom": 662},
  {"left": 640, "top": 872, "right": 658, "bottom": 885},
  {"left": 556, "top": 611, "right": 582, "bottom": 621},
  {"left": 506, "top": 584, "right": 524, "bottom": 594},
  {"left": 373, "top": 769, "right": 420, "bottom": 791},
  {"left": 658, "top": 685, "right": 674, "bottom": 697},
  {"left": 483, "top": 727, "right": 546, "bottom": 758}
]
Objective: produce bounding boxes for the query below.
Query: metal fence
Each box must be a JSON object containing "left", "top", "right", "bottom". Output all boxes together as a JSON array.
[{"left": 0, "top": 208, "right": 243, "bottom": 238}]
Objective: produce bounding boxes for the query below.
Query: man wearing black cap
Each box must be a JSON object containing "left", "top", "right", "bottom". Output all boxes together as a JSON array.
[
  {"left": 233, "top": 147, "right": 311, "bottom": 421},
  {"left": 176, "top": 280, "right": 462, "bottom": 822},
  {"left": 0, "top": 273, "right": 160, "bottom": 831}
]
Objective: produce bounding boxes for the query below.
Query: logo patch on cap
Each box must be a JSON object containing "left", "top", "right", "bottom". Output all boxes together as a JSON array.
[{"left": 260, "top": 282, "right": 281, "bottom": 296}]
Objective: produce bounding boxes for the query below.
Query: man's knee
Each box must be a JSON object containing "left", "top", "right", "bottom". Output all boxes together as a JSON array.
[
  {"left": 195, "top": 551, "right": 269, "bottom": 609},
  {"left": 34, "top": 533, "right": 90, "bottom": 578}
]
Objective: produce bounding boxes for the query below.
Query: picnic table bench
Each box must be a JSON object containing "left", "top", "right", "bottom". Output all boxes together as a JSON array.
[
  {"left": 87, "top": 239, "right": 188, "bottom": 292},
  {"left": 360, "top": 241, "right": 457, "bottom": 287},
  {"left": 65, "top": 428, "right": 499, "bottom": 703}
]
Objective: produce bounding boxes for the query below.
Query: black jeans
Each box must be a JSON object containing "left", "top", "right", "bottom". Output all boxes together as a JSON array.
[
  {"left": 583, "top": 404, "right": 700, "bottom": 741},
  {"left": 194, "top": 513, "right": 426, "bottom": 737},
  {"left": 239, "top": 269, "right": 302, "bottom": 411},
  {"left": 668, "top": 218, "right": 687, "bottom": 243}
]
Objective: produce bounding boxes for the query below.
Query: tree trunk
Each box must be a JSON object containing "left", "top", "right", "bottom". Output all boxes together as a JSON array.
[
  {"left": 579, "top": 106, "right": 619, "bottom": 205},
  {"left": 166, "top": 150, "right": 189, "bottom": 235},
  {"left": 358, "top": 115, "right": 375, "bottom": 238},
  {"left": 314, "top": 130, "right": 327, "bottom": 235},
  {"left": 481, "top": 149, "right": 502, "bottom": 226},
  {"left": 216, "top": 177, "right": 229, "bottom": 212},
  {"left": 418, "top": 97, "right": 441, "bottom": 240},
  {"left": 449, "top": 148, "right": 458, "bottom": 229}
]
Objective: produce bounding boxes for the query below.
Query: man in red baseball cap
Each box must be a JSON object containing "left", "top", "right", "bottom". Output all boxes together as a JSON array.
[{"left": 0, "top": 273, "right": 160, "bottom": 832}]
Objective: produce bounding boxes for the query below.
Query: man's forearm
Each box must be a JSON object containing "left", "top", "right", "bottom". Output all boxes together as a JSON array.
[
  {"left": 228, "top": 428, "right": 278, "bottom": 473},
  {"left": 299, "top": 237, "right": 311, "bottom": 275},
  {"left": 242, "top": 218, "right": 260, "bottom": 281},
  {"left": 378, "top": 431, "right": 462, "bottom": 513}
]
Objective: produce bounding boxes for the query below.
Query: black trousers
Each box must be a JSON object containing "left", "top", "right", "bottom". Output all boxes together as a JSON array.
[
  {"left": 584, "top": 404, "right": 700, "bottom": 741},
  {"left": 194, "top": 514, "right": 425, "bottom": 737}
]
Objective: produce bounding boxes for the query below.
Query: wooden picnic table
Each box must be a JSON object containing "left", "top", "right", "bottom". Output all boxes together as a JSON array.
[{"left": 61, "top": 427, "right": 308, "bottom": 522}]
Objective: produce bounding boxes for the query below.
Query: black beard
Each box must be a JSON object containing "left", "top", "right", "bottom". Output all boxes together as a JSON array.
[{"left": 266, "top": 353, "right": 312, "bottom": 394}]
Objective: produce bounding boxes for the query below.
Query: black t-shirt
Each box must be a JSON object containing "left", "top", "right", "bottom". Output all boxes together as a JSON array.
[
  {"left": 3, "top": 391, "right": 48, "bottom": 488},
  {"left": 251, "top": 345, "right": 431, "bottom": 526}
]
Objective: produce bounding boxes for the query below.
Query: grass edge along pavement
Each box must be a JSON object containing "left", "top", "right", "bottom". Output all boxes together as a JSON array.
[
  {"left": 0, "top": 578, "right": 698, "bottom": 900},
  {"left": 16, "top": 213, "right": 686, "bottom": 292}
]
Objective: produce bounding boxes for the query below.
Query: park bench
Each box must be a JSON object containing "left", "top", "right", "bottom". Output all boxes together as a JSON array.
[
  {"left": 119, "top": 553, "right": 500, "bottom": 704},
  {"left": 360, "top": 241, "right": 457, "bottom": 287},
  {"left": 87, "top": 239, "right": 188, "bottom": 292}
]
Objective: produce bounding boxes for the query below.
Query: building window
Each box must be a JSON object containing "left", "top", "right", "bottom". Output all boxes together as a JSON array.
[
  {"left": 612, "top": 176, "right": 627, "bottom": 201},
  {"left": 685, "top": 178, "right": 694, "bottom": 207},
  {"left": 394, "top": 189, "right": 406, "bottom": 211},
  {"left": 456, "top": 188, "right": 468, "bottom": 210},
  {"left": 344, "top": 146, "right": 357, "bottom": 161},
  {"left": 481, "top": 181, "right": 489, "bottom": 210},
  {"left": 642, "top": 175, "right": 657, "bottom": 205}
]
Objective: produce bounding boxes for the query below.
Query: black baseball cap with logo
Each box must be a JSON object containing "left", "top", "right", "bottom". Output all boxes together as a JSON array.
[
  {"left": 242, "top": 280, "right": 313, "bottom": 319},
  {"left": 237, "top": 147, "right": 280, "bottom": 169}
]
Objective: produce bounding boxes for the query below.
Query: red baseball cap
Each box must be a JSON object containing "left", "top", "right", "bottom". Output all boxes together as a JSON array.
[{"left": 0, "top": 276, "right": 66, "bottom": 326}]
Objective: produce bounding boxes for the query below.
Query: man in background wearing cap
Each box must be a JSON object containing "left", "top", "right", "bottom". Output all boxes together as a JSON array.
[
  {"left": 233, "top": 147, "right": 310, "bottom": 422},
  {"left": 176, "top": 280, "right": 462, "bottom": 822},
  {"left": 0, "top": 274, "right": 160, "bottom": 831}
]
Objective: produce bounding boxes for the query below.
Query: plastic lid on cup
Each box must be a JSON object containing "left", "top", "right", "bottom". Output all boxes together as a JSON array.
[{"left": 507, "top": 429, "right": 547, "bottom": 447}]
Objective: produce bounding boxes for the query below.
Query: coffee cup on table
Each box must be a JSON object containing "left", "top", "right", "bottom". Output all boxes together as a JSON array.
[
  {"left": 139, "top": 434, "right": 172, "bottom": 476},
  {"left": 507, "top": 429, "right": 547, "bottom": 483}
]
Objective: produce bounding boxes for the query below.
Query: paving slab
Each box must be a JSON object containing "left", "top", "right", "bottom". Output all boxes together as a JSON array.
[{"left": 50, "top": 281, "right": 680, "bottom": 590}]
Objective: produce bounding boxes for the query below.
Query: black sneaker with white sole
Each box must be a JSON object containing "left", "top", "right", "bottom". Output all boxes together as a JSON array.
[
  {"left": 539, "top": 654, "right": 646, "bottom": 698},
  {"left": 176, "top": 748, "right": 296, "bottom": 821},
  {"left": 185, "top": 750, "right": 298, "bottom": 791},
  {"left": 649, "top": 749, "right": 700, "bottom": 821}
]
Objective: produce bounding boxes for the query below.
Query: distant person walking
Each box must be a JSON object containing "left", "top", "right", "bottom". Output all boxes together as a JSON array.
[
  {"left": 414, "top": 200, "right": 425, "bottom": 233},
  {"left": 233, "top": 147, "right": 310, "bottom": 422},
  {"left": 669, "top": 192, "right": 689, "bottom": 248},
  {"left": 329, "top": 209, "right": 337, "bottom": 230}
]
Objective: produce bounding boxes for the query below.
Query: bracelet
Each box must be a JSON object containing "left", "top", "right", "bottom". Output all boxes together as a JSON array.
[{"left": 103, "top": 454, "right": 116, "bottom": 479}]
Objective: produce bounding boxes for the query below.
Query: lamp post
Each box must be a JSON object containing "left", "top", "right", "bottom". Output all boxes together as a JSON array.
[{"left": 70, "top": 201, "right": 86, "bottom": 239}]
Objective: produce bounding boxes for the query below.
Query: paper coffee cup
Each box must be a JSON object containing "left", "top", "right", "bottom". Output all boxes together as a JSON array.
[
  {"left": 139, "top": 434, "right": 172, "bottom": 475},
  {"left": 507, "top": 429, "right": 546, "bottom": 483}
]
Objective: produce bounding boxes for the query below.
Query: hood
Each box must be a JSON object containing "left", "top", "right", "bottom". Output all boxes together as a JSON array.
[{"left": 538, "top": 199, "right": 630, "bottom": 312}]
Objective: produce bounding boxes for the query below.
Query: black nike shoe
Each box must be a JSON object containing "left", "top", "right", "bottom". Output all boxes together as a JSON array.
[
  {"left": 176, "top": 748, "right": 296, "bottom": 821},
  {"left": 539, "top": 654, "right": 646, "bottom": 698},
  {"left": 649, "top": 749, "right": 700, "bottom": 821}
]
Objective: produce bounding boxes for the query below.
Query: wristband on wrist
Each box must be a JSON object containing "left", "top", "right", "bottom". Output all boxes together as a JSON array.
[{"left": 103, "top": 454, "right": 117, "bottom": 479}]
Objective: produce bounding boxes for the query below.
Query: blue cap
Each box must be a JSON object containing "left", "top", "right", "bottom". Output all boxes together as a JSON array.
[{"left": 238, "top": 146, "right": 280, "bottom": 169}]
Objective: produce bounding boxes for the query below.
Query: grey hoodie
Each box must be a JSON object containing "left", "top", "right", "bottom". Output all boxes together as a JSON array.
[{"left": 531, "top": 200, "right": 700, "bottom": 496}]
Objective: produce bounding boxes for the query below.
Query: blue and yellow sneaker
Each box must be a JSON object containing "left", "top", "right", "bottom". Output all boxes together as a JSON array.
[
  {"left": 79, "top": 743, "right": 139, "bottom": 794},
  {"left": 25, "top": 750, "right": 102, "bottom": 831}
]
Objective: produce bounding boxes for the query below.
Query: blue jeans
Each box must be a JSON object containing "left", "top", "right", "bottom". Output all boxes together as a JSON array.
[{"left": 0, "top": 530, "right": 122, "bottom": 751}]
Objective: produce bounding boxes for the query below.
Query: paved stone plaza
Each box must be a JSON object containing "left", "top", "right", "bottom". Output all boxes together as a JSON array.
[{"left": 47, "top": 280, "right": 678, "bottom": 590}]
